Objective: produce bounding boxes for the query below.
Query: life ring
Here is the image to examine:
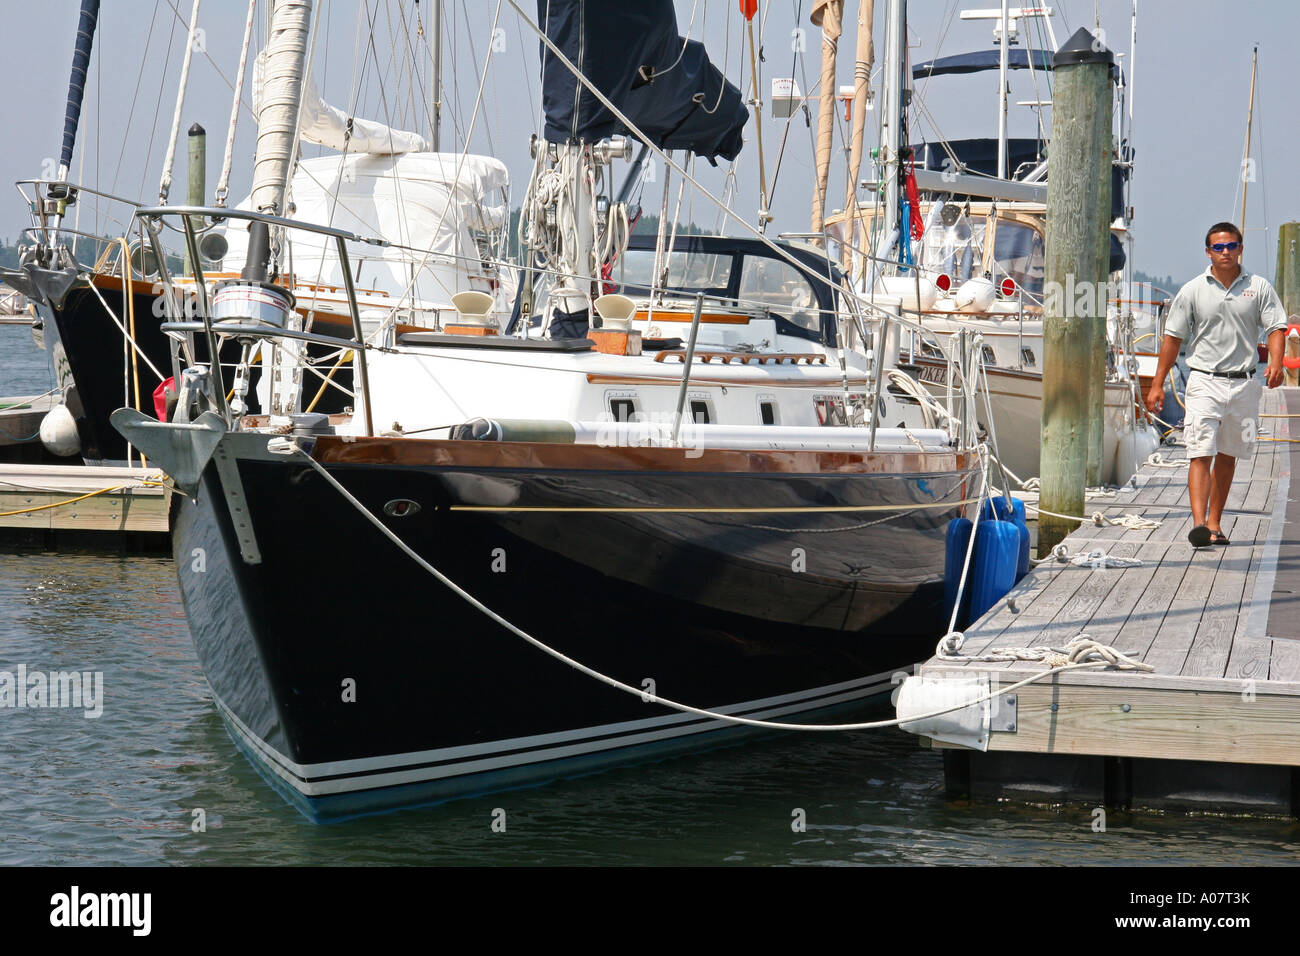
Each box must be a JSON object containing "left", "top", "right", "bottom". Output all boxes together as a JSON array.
[{"left": 1283, "top": 324, "right": 1300, "bottom": 370}]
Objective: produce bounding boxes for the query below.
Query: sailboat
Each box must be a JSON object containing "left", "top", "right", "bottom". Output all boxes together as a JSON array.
[
  {"left": 821, "top": 1, "right": 1159, "bottom": 485},
  {"left": 113, "top": 0, "right": 981, "bottom": 820}
]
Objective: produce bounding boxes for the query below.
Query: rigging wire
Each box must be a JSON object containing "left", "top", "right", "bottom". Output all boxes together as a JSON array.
[
  {"left": 696, "top": 0, "right": 735, "bottom": 115},
  {"left": 397, "top": 0, "right": 436, "bottom": 146},
  {"left": 363, "top": 0, "right": 506, "bottom": 336},
  {"left": 765, "top": 0, "right": 807, "bottom": 208},
  {"left": 1254, "top": 76, "right": 1270, "bottom": 261},
  {"left": 110, "top": 0, "right": 163, "bottom": 200},
  {"left": 137, "top": 10, "right": 181, "bottom": 202},
  {"left": 457, "top": 0, "right": 497, "bottom": 156},
  {"left": 505, "top": 0, "right": 937, "bottom": 343},
  {"left": 161, "top": 0, "right": 257, "bottom": 118}
]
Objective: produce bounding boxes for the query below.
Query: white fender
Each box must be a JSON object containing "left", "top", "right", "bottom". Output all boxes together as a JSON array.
[
  {"left": 895, "top": 674, "right": 991, "bottom": 750},
  {"left": 954, "top": 276, "right": 996, "bottom": 312},
  {"left": 874, "top": 275, "right": 938, "bottom": 312},
  {"left": 39, "top": 404, "right": 81, "bottom": 457}
]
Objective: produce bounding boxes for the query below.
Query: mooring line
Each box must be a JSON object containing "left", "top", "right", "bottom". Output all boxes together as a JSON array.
[{"left": 291, "top": 441, "right": 1125, "bottom": 733}]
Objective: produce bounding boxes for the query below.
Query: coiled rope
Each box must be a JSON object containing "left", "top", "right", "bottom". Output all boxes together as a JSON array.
[{"left": 936, "top": 632, "right": 1153, "bottom": 670}]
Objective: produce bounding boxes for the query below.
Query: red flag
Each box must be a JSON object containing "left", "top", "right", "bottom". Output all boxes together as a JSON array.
[
  {"left": 740, "top": 0, "right": 758, "bottom": 22},
  {"left": 905, "top": 165, "right": 925, "bottom": 240}
]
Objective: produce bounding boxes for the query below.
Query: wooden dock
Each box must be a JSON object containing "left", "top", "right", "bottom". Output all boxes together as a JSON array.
[
  {"left": 903, "top": 385, "right": 1300, "bottom": 816},
  {"left": 0, "top": 461, "right": 170, "bottom": 551},
  {"left": 0, "top": 394, "right": 64, "bottom": 465}
]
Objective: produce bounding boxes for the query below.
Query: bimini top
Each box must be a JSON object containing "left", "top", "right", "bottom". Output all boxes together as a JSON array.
[
  {"left": 537, "top": 0, "right": 747, "bottom": 162},
  {"left": 913, "top": 44, "right": 1122, "bottom": 84},
  {"left": 913, "top": 48, "right": 1053, "bottom": 79}
]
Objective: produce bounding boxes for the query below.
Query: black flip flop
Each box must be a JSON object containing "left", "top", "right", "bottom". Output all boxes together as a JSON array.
[
  {"left": 1188, "top": 525, "right": 1212, "bottom": 547},
  {"left": 1209, "top": 531, "right": 1231, "bottom": 545}
]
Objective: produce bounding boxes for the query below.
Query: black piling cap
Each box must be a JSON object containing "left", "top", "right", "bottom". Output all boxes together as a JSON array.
[
  {"left": 188, "top": 122, "right": 206, "bottom": 136},
  {"left": 1053, "top": 26, "right": 1114, "bottom": 68}
]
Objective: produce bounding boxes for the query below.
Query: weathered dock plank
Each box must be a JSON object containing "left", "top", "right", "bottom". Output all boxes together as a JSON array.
[
  {"left": 1269, "top": 639, "right": 1300, "bottom": 682},
  {"left": 932, "top": 679, "right": 1300, "bottom": 767},
  {"left": 1140, "top": 543, "right": 1229, "bottom": 675},
  {"left": 1077, "top": 542, "right": 1173, "bottom": 651},
  {"left": 1181, "top": 518, "right": 1260, "bottom": 678},
  {"left": 909, "top": 387, "right": 1300, "bottom": 816},
  {"left": 0, "top": 464, "right": 169, "bottom": 537}
]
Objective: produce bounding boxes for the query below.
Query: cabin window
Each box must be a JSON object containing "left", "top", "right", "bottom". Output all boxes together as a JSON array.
[
  {"left": 618, "top": 249, "right": 732, "bottom": 296},
  {"left": 760, "top": 401, "right": 777, "bottom": 425},
  {"left": 690, "top": 400, "right": 712, "bottom": 424},
  {"left": 982, "top": 345, "right": 998, "bottom": 366},
  {"left": 1020, "top": 347, "right": 1037, "bottom": 368},
  {"left": 737, "top": 258, "right": 820, "bottom": 333},
  {"left": 814, "top": 395, "right": 848, "bottom": 426},
  {"left": 917, "top": 208, "right": 987, "bottom": 283},
  {"left": 610, "top": 398, "right": 637, "bottom": 422},
  {"left": 991, "top": 219, "right": 1046, "bottom": 297}
]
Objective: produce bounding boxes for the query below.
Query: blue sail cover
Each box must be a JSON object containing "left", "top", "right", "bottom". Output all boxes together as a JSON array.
[
  {"left": 59, "top": 0, "right": 101, "bottom": 171},
  {"left": 537, "top": 0, "right": 747, "bottom": 162}
]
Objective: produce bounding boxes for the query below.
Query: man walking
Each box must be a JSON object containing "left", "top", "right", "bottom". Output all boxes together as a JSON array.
[{"left": 1146, "top": 222, "right": 1286, "bottom": 547}]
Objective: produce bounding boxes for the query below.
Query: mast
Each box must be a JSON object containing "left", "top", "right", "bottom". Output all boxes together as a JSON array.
[
  {"left": 1240, "top": 44, "right": 1257, "bottom": 237},
  {"left": 809, "top": 0, "right": 843, "bottom": 240},
  {"left": 250, "top": 0, "right": 313, "bottom": 218},
  {"left": 881, "top": 0, "right": 904, "bottom": 244},
  {"left": 997, "top": 0, "right": 1009, "bottom": 179},
  {"left": 57, "top": 0, "right": 101, "bottom": 182},
  {"left": 1128, "top": 1, "right": 1137, "bottom": 156},
  {"left": 843, "top": 0, "right": 876, "bottom": 273},
  {"left": 742, "top": 0, "right": 771, "bottom": 228},
  {"left": 430, "top": 0, "right": 442, "bottom": 152}
]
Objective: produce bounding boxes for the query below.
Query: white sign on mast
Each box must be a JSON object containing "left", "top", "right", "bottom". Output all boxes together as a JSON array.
[{"left": 771, "top": 77, "right": 803, "bottom": 119}]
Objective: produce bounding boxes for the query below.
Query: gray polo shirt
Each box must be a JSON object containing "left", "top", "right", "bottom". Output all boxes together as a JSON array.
[{"left": 1164, "top": 267, "right": 1287, "bottom": 373}]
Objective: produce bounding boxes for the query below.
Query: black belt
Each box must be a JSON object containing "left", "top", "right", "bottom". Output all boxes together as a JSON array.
[{"left": 1190, "top": 367, "right": 1254, "bottom": 379}]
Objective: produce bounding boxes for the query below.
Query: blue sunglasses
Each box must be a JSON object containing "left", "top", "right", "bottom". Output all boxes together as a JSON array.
[{"left": 1210, "top": 241, "right": 1241, "bottom": 252}]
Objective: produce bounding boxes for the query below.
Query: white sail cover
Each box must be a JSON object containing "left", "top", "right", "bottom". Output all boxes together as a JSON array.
[
  {"left": 252, "top": 51, "right": 430, "bottom": 155},
  {"left": 222, "top": 152, "right": 511, "bottom": 310}
]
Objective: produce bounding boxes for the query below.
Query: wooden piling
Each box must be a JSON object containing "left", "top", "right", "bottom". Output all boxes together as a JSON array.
[
  {"left": 1276, "top": 222, "right": 1300, "bottom": 386},
  {"left": 185, "top": 122, "right": 206, "bottom": 273},
  {"left": 1087, "top": 100, "right": 1113, "bottom": 486},
  {"left": 1040, "top": 29, "right": 1113, "bottom": 553}
]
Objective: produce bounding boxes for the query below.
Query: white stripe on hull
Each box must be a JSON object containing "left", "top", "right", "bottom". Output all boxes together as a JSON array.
[{"left": 212, "top": 670, "right": 901, "bottom": 799}]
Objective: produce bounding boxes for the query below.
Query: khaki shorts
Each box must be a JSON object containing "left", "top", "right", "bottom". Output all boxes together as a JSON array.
[{"left": 1183, "top": 370, "right": 1262, "bottom": 459}]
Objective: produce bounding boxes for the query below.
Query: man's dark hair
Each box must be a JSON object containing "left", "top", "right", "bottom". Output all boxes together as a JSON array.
[{"left": 1205, "top": 222, "right": 1243, "bottom": 247}]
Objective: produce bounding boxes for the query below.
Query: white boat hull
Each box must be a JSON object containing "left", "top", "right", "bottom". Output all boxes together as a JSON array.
[{"left": 907, "top": 359, "right": 1156, "bottom": 485}]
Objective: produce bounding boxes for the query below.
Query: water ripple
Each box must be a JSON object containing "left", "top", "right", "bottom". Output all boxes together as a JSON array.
[{"left": 0, "top": 552, "right": 1296, "bottom": 865}]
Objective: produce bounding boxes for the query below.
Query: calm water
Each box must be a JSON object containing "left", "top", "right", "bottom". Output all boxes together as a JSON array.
[
  {"left": 0, "top": 321, "right": 57, "bottom": 402},
  {"left": 3, "top": 325, "right": 1299, "bottom": 865}
]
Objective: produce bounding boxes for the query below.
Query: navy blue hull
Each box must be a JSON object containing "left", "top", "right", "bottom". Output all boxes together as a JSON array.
[{"left": 173, "top": 435, "right": 971, "bottom": 819}]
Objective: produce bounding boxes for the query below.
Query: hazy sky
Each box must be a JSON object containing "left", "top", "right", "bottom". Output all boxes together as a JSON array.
[{"left": 1, "top": 0, "right": 1293, "bottom": 284}]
